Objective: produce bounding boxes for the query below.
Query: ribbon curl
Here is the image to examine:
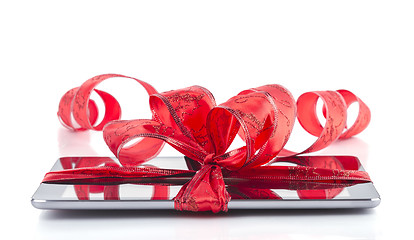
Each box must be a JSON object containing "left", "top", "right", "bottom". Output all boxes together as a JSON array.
[{"left": 51, "top": 74, "right": 371, "bottom": 213}]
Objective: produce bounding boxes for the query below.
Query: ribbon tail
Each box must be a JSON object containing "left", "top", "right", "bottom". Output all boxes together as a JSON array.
[{"left": 174, "top": 165, "right": 230, "bottom": 213}]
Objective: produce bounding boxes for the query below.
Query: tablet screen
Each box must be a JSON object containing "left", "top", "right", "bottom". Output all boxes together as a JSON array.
[{"left": 32, "top": 156, "right": 380, "bottom": 209}]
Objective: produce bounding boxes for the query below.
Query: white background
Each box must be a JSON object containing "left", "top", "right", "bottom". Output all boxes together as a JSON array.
[{"left": 1, "top": 1, "right": 413, "bottom": 239}]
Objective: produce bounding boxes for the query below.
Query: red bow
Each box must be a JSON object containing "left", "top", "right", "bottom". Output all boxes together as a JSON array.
[{"left": 51, "top": 74, "right": 371, "bottom": 213}]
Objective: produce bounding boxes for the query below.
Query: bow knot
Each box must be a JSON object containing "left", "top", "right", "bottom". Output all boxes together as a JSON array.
[
  {"left": 174, "top": 163, "right": 230, "bottom": 213},
  {"left": 203, "top": 153, "right": 216, "bottom": 165}
]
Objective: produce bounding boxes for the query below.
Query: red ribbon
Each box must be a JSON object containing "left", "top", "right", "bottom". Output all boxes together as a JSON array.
[
  {"left": 46, "top": 74, "right": 372, "bottom": 213},
  {"left": 57, "top": 157, "right": 169, "bottom": 201}
]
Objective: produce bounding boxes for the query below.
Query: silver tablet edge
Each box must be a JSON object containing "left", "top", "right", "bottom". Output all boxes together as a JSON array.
[{"left": 31, "top": 197, "right": 380, "bottom": 210}]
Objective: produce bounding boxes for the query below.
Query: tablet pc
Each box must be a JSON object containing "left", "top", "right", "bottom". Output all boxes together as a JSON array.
[{"left": 31, "top": 156, "right": 380, "bottom": 210}]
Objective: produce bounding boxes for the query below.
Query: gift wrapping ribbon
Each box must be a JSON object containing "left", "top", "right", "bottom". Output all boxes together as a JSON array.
[
  {"left": 44, "top": 74, "right": 371, "bottom": 213},
  {"left": 55, "top": 156, "right": 365, "bottom": 202},
  {"left": 57, "top": 156, "right": 170, "bottom": 201}
]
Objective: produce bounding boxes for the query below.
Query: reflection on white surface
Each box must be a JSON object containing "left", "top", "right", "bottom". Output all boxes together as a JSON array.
[{"left": 36, "top": 209, "right": 378, "bottom": 240}]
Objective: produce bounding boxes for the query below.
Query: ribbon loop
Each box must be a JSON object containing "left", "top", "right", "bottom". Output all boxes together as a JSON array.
[
  {"left": 336, "top": 89, "right": 371, "bottom": 139},
  {"left": 58, "top": 74, "right": 157, "bottom": 131},
  {"left": 237, "top": 85, "right": 297, "bottom": 167},
  {"left": 149, "top": 86, "right": 216, "bottom": 155},
  {"left": 296, "top": 90, "right": 347, "bottom": 153},
  {"left": 103, "top": 119, "right": 207, "bottom": 166}
]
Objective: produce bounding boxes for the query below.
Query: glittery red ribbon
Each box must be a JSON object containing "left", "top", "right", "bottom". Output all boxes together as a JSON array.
[
  {"left": 46, "top": 74, "right": 372, "bottom": 213},
  {"left": 56, "top": 157, "right": 169, "bottom": 201}
]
